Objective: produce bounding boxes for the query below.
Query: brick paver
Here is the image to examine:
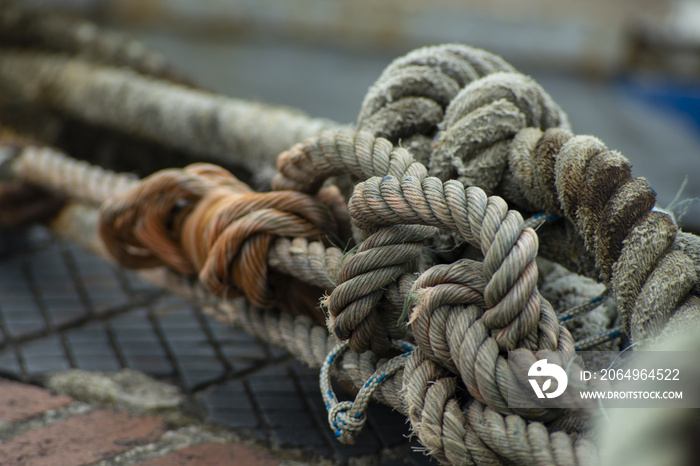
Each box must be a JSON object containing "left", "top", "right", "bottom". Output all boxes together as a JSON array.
[
  {"left": 0, "top": 378, "right": 73, "bottom": 423},
  {"left": 0, "top": 410, "right": 165, "bottom": 466},
  {"left": 135, "top": 443, "right": 281, "bottom": 466}
]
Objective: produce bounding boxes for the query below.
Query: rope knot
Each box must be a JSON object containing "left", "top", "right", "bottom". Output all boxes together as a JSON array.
[
  {"left": 328, "top": 401, "right": 365, "bottom": 443},
  {"left": 321, "top": 340, "right": 414, "bottom": 444},
  {"left": 99, "top": 163, "right": 341, "bottom": 316}
]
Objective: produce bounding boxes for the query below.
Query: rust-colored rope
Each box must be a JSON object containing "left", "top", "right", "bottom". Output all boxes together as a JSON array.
[{"left": 98, "top": 163, "right": 344, "bottom": 318}]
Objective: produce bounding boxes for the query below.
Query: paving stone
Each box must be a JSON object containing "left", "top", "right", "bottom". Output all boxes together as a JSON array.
[
  {"left": 110, "top": 310, "right": 173, "bottom": 376},
  {"left": 204, "top": 316, "right": 268, "bottom": 374},
  {"left": 0, "top": 258, "right": 46, "bottom": 339},
  {"left": 0, "top": 377, "right": 74, "bottom": 423},
  {"left": 65, "top": 324, "right": 122, "bottom": 372},
  {"left": 155, "top": 302, "right": 225, "bottom": 391},
  {"left": 202, "top": 380, "right": 260, "bottom": 429},
  {"left": 65, "top": 244, "right": 131, "bottom": 314},
  {"left": 247, "top": 364, "right": 296, "bottom": 393},
  {"left": 1, "top": 306, "right": 46, "bottom": 339},
  {"left": 0, "top": 351, "right": 20, "bottom": 377},
  {"left": 19, "top": 335, "right": 71, "bottom": 375},
  {"left": 26, "top": 244, "right": 88, "bottom": 327},
  {"left": 0, "top": 409, "right": 165, "bottom": 466},
  {"left": 134, "top": 442, "right": 281, "bottom": 466}
]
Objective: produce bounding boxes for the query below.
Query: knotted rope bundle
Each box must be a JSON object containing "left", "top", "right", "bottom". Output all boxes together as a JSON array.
[
  {"left": 98, "top": 162, "right": 345, "bottom": 318},
  {"left": 6, "top": 41, "right": 698, "bottom": 465},
  {"left": 271, "top": 44, "right": 700, "bottom": 462}
]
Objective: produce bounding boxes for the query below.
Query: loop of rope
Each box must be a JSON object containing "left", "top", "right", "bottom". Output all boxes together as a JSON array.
[
  {"left": 357, "top": 44, "right": 517, "bottom": 163},
  {"left": 273, "top": 128, "right": 428, "bottom": 193},
  {"left": 326, "top": 224, "right": 436, "bottom": 354},
  {"left": 350, "top": 43, "right": 697, "bottom": 344},
  {"left": 408, "top": 259, "right": 575, "bottom": 419},
  {"left": 320, "top": 339, "right": 415, "bottom": 444},
  {"left": 98, "top": 162, "right": 343, "bottom": 318},
  {"left": 401, "top": 347, "right": 595, "bottom": 466},
  {"left": 347, "top": 175, "right": 558, "bottom": 352}
]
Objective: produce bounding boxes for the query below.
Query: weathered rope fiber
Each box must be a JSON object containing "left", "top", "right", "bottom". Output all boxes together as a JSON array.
[
  {"left": 0, "top": 49, "right": 341, "bottom": 177},
  {"left": 2, "top": 132, "right": 597, "bottom": 463},
  {"left": 0, "top": 0, "right": 187, "bottom": 83},
  {"left": 0, "top": 144, "right": 610, "bottom": 465},
  {"left": 98, "top": 162, "right": 346, "bottom": 319},
  {"left": 0, "top": 140, "right": 348, "bottom": 294},
  {"left": 3, "top": 41, "right": 700, "bottom": 466}
]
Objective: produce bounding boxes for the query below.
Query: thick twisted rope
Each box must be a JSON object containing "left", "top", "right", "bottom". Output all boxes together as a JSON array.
[
  {"left": 98, "top": 163, "right": 346, "bottom": 318},
  {"left": 357, "top": 44, "right": 518, "bottom": 163},
  {"left": 2, "top": 134, "right": 597, "bottom": 464},
  {"left": 402, "top": 348, "right": 597, "bottom": 466},
  {"left": 4, "top": 41, "right": 700, "bottom": 466},
  {"left": 0, "top": 49, "right": 340, "bottom": 177},
  {"left": 0, "top": 0, "right": 187, "bottom": 83},
  {"left": 0, "top": 140, "right": 350, "bottom": 296},
  {"left": 268, "top": 44, "right": 700, "bottom": 464},
  {"left": 327, "top": 224, "right": 435, "bottom": 353},
  {"left": 351, "top": 45, "right": 699, "bottom": 342}
]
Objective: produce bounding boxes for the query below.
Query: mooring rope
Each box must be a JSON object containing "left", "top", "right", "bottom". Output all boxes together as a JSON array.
[
  {"left": 0, "top": 49, "right": 341, "bottom": 178},
  {"left": 1, "top": 135, "right": 596, "bottom": 463},
  {"left": 0, "top": 0, "right": 187, "bottom": 83},
  {"left": 2, "top": 41, "right": 700, "bottom": 466}
]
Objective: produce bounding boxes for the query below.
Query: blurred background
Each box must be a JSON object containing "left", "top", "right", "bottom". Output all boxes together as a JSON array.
[{"left": 9, "top": 0, "right": 700, "bottom": 230}]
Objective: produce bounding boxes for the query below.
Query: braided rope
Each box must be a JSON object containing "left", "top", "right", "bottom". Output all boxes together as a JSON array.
[
  {"left": 0, "top": 142, "right": 630, "bottom": 465},
  {"left": 273, "top": 129, "right": 428, "bottom": 193},
  {"left": 320, "top": 339, "right": 414, "bottom": 444},
  {"left": 136, "top": 263, "right": 593, "bottom": 465}
]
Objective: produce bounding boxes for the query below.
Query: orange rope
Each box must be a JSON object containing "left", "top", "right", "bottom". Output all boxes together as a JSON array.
[{"left": 99, "top": 163, "right": 343, "bottom": 320}]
